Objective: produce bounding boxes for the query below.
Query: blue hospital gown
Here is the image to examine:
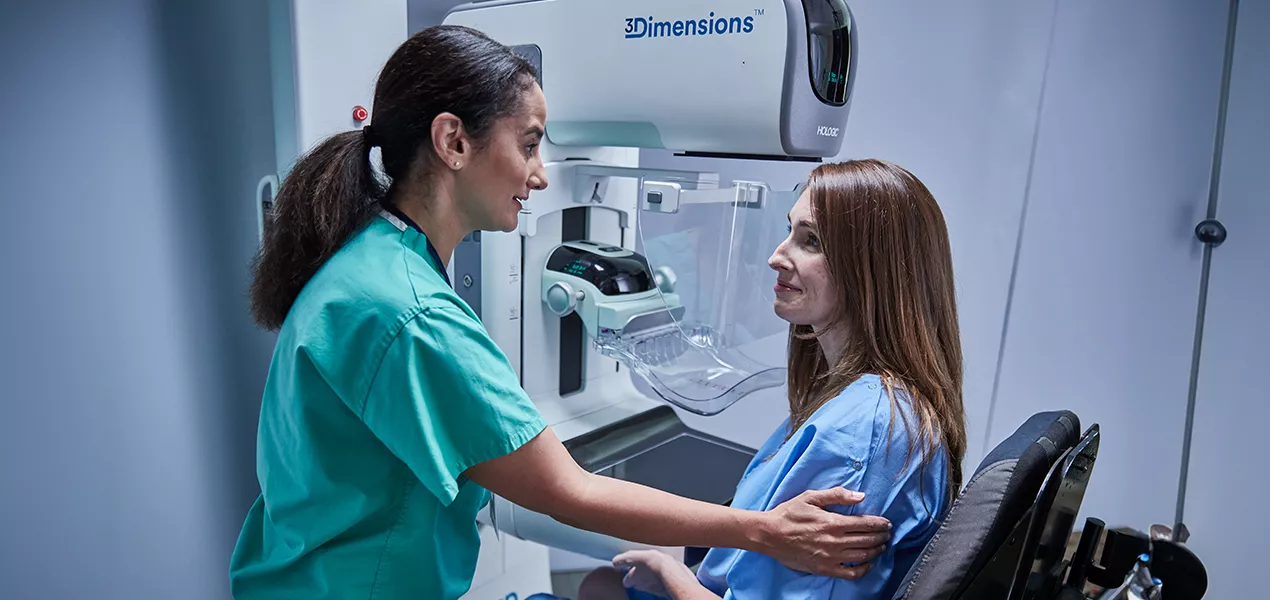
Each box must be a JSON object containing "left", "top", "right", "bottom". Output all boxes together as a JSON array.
[{"left": 694, "top": 374, "right": 951, "bottom": 600}]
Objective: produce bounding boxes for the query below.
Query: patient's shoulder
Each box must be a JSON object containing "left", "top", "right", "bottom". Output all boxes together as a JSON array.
[
  {"left": 816, "top": 375, "right": 941, "bottom": 464},
  {"left": 813, "top": 374, "right": 895, "bottom": 436}
]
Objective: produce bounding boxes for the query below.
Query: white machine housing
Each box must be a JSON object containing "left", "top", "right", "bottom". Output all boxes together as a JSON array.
[
  {"left": 445, "top": 0, "right": 857, "bottom": 159},
  {"left": 541, "top": 241, "right": 685, "bottom": 340}
]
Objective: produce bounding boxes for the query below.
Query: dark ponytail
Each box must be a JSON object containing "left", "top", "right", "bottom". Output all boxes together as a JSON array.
[
  {"left": 249, "top": 25, "right": 538, "bottom": 331},
  {"left": 248, "top": 130, "right": 382, "bottom": 330}
]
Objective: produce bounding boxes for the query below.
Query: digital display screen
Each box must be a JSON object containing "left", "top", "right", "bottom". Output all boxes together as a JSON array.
[
  {"left": 546, "top": 245, "right": 655, "bottom": 296},
  {"left": 804, "top": 0, "right": 852, "bottom": 106}
]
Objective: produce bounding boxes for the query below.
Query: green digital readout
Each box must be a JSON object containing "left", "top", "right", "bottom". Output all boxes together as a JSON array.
[{"left": 564, "top": 259, "right": 589, "bottom": 276}]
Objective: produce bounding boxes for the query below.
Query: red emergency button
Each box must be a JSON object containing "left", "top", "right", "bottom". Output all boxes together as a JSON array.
[{"left": 352, "top": 105, "right": 369, "bottom": 122}]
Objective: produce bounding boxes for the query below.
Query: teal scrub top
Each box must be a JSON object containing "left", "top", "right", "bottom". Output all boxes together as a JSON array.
[{"left": 229, "top": 209, "right": 547, "bottom": 600}]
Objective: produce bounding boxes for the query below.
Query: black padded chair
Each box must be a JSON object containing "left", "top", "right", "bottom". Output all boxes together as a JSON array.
[
  {"left": 892, "top": 410, "right": 1101, "bottom": 600},
  {"left": 684, "top": 410, "right": 1123, "bottom": 599}
]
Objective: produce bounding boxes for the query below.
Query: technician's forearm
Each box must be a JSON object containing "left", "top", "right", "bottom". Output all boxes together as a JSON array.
[{"left": 548, "top": 472, "right": 768, "bottom": 553}]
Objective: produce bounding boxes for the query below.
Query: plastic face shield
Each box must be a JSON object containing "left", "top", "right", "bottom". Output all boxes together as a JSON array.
[{"left": 592, "top": 182, "right": 802, "bottom": 416}]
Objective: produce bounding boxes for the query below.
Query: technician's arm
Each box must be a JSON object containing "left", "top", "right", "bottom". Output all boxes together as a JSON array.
[{"left": 464, "top": 428, "right": 890, "bottom": 579}]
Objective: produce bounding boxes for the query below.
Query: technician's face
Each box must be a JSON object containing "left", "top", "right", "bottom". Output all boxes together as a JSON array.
[
  {"left": 768, "top": 191, "right": 836, "bottom": 329},
  {"left": 458, "top": 84, "right": 549, "bottom": 232}
]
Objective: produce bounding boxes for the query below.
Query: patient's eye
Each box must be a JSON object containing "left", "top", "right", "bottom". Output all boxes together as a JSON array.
[{"left": 786, "top": 224, "right": 820, "bottom": 250}]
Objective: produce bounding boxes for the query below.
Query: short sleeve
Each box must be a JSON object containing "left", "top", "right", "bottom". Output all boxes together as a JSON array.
[
  {"left": 360, "top": 304, "right": 547, "bottom": 506},
  {"left": 722, "top": 385, "right": 947, "bottom": 600},
  {"left": 819, "top": 398, "right": 947, "bottom": 599},
  {"left": 723, "top": 424, "right": 876, "bottom": 600}
]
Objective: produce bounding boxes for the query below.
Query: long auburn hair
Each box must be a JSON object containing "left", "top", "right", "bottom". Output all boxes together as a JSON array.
[{"left": 786, "top": 159, "right": 967, "bottom": 498}]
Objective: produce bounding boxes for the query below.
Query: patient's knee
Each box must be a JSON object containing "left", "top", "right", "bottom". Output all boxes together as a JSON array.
[{"left": 577, "top": 566, "right": 628, "bottom": 600}]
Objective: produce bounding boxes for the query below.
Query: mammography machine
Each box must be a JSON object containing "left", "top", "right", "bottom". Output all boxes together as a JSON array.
[
  {"left": 261, "top": 0, "right": 857, "bottom": 597},
  {"left": 438, "top": 1, "right": 858, "bottom": 597}
]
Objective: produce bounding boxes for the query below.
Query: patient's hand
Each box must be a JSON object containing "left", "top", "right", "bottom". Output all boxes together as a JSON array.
[{"left": 614, "top": 549, "right": 704, "bottom": 599}]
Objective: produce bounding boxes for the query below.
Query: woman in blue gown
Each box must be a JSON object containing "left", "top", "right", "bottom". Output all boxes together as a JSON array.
[{"left": 579, "top": 159, "right": 969, "bottom": 600}]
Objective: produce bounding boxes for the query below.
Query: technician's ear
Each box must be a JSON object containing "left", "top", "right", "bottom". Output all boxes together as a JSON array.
[{"left": 431, "top": 112, "right": 469, "bottom": 170}]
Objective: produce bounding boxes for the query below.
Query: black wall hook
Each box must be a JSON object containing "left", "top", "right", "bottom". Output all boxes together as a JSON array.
[{"left": 1194, "top": 219, "right": 1227, "bottom": 247}]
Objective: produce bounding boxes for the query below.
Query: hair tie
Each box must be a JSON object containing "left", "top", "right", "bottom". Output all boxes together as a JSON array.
[{"left": 362, "top": 125, "right": 378, "bottom": 148}]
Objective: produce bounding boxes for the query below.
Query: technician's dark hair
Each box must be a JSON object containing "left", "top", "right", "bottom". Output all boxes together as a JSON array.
[{"left": 249, "top": 25, "right": 538, "bottom": 331}]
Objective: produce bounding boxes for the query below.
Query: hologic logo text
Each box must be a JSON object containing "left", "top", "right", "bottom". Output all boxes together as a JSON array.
[
  {"left": 625, "top": 11, "right": 756, "bottom": 39},
  {"left": 816, "top": 126, "right": 840, "bottom": 138}
]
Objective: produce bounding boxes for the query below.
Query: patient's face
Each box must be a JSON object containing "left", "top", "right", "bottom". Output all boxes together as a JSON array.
[{"left": 768, "top": 191, "right": 836, "bottom": 328}]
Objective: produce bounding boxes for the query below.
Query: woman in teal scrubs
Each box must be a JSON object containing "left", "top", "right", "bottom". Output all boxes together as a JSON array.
[{"left": 228, "top": 25, "right": 891, "bottom": 600}]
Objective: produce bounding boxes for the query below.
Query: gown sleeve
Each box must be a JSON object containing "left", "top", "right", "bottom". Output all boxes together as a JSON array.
[{"left": 723, "top": 386, "right": 947, "bottom": 600}]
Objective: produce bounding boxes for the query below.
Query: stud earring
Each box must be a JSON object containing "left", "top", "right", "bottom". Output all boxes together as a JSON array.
[{"left": 454, "top": 161, "right": 461, "bottom": 168}]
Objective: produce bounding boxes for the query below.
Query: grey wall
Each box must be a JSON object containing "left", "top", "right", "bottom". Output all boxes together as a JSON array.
[
  {"left": 987, "top": 0, "right": 1229, "bottom": 530},
  {"left": 1180, "top": 1, "right": 1270, "bottom": 597},
  {"left": 0, "top": 1, "right": 277, "bottom": 598}
]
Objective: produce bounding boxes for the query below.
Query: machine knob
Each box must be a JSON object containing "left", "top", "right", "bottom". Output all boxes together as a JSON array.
[
  {"left": 654, "top": 266, "right": 677, "bottom": 294},
  {"left": 546, "top": 282, "right": 580, "bottom": 316}
]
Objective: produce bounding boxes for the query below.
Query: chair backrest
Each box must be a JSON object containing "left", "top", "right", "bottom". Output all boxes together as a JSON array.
[{"left": 891, "top": 411, "right": 1082, "bottom": 600}]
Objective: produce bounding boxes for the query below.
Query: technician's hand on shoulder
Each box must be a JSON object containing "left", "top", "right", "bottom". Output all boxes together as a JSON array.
[{"left": 758, "top": 486, "right": 892, "bottom": 579}]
